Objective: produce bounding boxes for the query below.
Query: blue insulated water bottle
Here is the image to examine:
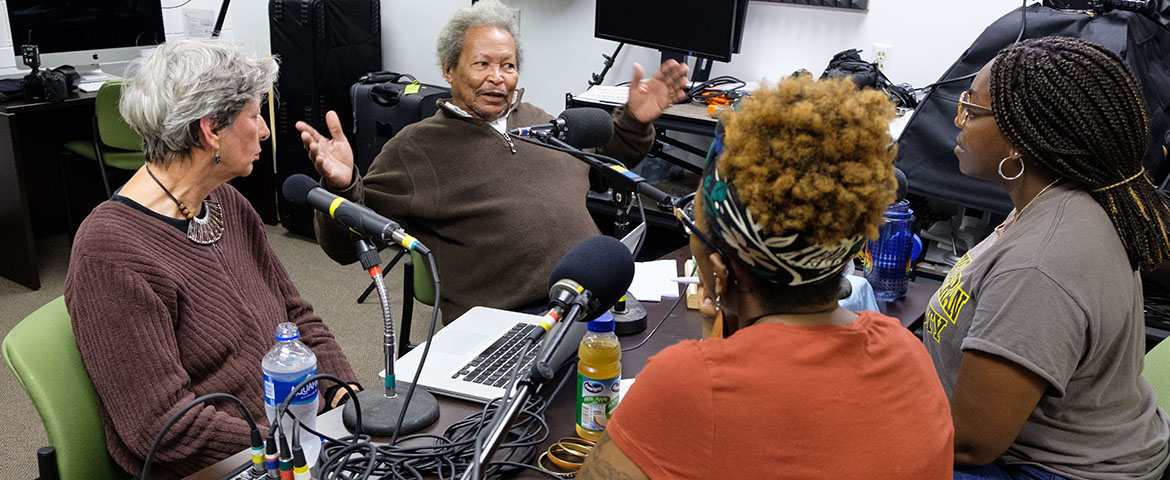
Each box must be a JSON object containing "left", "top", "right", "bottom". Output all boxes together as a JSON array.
[{"left": 863, "top": 200, "right": 922, "bottom": 301}]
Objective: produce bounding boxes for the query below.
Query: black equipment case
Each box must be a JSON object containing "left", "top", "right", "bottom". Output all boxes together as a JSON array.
[
  {"left": 270, "top": 0, "right": 380, "bottom": 237},
  {"left": 350, "top": 72, "right": 450, "bottom": 173}
]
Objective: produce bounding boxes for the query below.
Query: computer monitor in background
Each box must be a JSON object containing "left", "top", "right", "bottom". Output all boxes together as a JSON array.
[
  {"left": 6, "top": 0, "right": 166, "bottom": 81},
  {"left": 595, "top": 0, "right": 748, "bottom": 81}
]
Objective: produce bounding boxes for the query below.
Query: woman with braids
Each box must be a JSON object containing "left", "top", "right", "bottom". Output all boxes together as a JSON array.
[
  {"left": 578, "top": 75, "right": 954, "bottom": 479},
  {"left": 928, "top": 36, "right": 1170, "bottom": 479}
]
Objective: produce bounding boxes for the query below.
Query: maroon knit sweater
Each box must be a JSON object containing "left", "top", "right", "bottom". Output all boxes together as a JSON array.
[{"left": 64, "top": 185, "right": 358, "bottom": 479}]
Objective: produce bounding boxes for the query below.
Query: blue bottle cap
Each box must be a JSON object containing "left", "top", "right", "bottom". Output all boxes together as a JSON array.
[{"left": 587, "top": 312, "right": 616, "bottom": 333}]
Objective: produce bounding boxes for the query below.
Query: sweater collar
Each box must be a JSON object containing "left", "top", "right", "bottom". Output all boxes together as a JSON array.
[{"left": 438, "top": 87, "right": 526, "bottom": 124}]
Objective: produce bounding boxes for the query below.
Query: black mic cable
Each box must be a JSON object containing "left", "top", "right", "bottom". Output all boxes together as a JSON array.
[{"left": 140, "top": 393, "right": 261, "bottom": 480}]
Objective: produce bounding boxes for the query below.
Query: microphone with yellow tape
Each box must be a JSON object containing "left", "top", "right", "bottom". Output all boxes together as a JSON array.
[{"left": 282, "top": 173, "right": 430, "bottom": 255}]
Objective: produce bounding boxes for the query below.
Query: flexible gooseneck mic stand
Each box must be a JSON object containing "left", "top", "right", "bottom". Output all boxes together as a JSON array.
[
  {"left": 461, "top": 291, "right": 595, "bottom": 480},
  {"left": 341, "top": 238, "right": 440, "bottom": 436}
]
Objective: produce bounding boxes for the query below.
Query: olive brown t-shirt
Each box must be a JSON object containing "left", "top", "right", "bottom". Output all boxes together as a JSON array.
[{"left": 924, "top": 184, "right": 1170, "bottom": 479}]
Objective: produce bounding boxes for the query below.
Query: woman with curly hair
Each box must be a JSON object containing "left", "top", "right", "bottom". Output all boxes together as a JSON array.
[
  {"left": 578, "top": 75, "right": 954, "bottom": 479},
  {"left": 928, "top": 36, "right": 1170, "bottom": 479}
]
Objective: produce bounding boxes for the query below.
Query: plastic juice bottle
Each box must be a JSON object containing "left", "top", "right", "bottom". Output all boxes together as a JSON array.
[{"left": 576, "top": 314, "right": 622, "bottom": 441}]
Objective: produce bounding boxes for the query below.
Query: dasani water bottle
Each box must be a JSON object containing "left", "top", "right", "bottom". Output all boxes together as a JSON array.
[{"left": 262, "top": 322, "right": 320, "bottom": 467}]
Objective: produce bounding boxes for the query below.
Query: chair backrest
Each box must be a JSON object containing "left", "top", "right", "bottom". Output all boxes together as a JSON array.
[
  {"left": 3, "top": 296, "right": 133, "bottom": 480},
  {"left": 411, "top": 250, "right": 435, "bottom": 306},
  {"left": 1145, "top": 338, "right": 1170, "bottom": 413},
  {"left": 95, "top": 79, "right": 142, "bottom": 152}
]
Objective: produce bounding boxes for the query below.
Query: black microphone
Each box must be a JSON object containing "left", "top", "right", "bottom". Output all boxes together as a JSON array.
[
  {"left": 547, "top": 235, "right": 635, "bottom": 320},
  {"left": 509, "top": 108, "right": 614, "bottom": 149},
  {"left": 282, "top": 174, "right": 430, "bottom": 255},
  {"left": 531, "top": 236, "right": 635, "bottom": 380}
]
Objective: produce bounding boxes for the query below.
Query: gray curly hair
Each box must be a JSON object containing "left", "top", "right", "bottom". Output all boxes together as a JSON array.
[
  {"left": 119, "top": 38, "right": 278, "bottom": 167},
  {"left": 436, "top": 0, "right": 522, "bottom": 72}
]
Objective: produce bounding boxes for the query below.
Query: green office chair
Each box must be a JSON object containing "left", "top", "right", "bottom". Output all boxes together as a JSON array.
[
  {"left": 1145, "top": 338, "right": 1170, "bottom": 413},
  {"left": 1143, "top": 339, "right": 1170, "bottom": 480},
  {"left": 3, "top": 296, "right": 133, "bottom": 480},
  {"left": 60, "top": 79, "right": 147, "bottom": 238}
]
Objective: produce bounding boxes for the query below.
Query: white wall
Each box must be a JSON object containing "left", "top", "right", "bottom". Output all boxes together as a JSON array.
[
  {"left": 0, "top": 0, "right": 1024, "bottom": 114},
  {"left": 381, "top": 0, "right": 1025, "bottom": 115},
  {"left": 0, "top": 0, "right": 271, "bottom": 76}
]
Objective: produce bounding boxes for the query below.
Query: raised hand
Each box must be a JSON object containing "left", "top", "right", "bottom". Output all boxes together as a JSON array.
[
  {"left": 295, "top": 110, "right": 354, "bottom": 189},
  {"left": 626, "top": 59, "right": 690, "bottom": 124}
]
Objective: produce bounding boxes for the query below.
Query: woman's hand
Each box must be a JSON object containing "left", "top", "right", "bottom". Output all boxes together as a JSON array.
[
  {"left": 296, "top": 110, "right": 355, "bottom": 189},
  {"left": 329, "top": 383, "right": 362, "bottom": 409},
  {"left": 695, "top": 283, "right": 719, "bottom": 339}
]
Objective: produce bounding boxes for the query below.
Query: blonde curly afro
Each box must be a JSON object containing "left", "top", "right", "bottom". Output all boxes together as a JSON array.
[{"left": 718, "top": 75, "right": 897, "bottom": 245}]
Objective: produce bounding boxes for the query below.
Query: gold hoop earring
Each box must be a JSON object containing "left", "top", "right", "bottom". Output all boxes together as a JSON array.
[{"left": 998, "top": 154, "right": 1024, "bottom": 180}]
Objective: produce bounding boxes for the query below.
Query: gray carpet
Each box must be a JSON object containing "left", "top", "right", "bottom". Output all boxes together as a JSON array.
[{"left": 0, "top": 225, "right": 441, "bottom": 478}]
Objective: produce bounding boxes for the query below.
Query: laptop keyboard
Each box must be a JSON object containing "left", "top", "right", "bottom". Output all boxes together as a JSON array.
[{"left": 452, "top": 323, "right": 542, "bottom": 388}]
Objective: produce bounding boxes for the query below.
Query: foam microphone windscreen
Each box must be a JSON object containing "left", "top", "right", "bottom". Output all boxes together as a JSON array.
[
  {"left": 559, "top": 108, "right": 614, "bottom": 149},
  {"left": 894, "top": 167, "right": 908, "bottom": 203},
  {"left": 282, "top": 174, "right": 319, "bottom": 208},
  {"left": 548, "top": 235, "right": 635, "bottom": 319}
]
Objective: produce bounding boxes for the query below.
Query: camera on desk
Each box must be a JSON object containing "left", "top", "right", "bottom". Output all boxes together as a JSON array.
[{"left": 20, "top": 45, "right": 78, "bottom": 102}]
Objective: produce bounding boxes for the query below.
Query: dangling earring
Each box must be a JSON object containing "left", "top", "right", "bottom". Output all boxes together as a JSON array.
[
  {"left": 214, "top": 151, "right": 221, "bottom": 164},
  {"left": 712, "top": 272, "right": 723, "bottom": 312},
  {"left": 998, "top": 154, "right": 1024, "bottom": 180}
]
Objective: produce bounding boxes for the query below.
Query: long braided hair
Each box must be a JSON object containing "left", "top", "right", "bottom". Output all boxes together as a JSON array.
[{"left": 989, "top": 36, "right": 1170, "bottom": 270}]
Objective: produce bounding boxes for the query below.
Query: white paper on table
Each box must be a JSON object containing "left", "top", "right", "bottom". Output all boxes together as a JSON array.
[
  {"left": 619, "top": 377, "right": 636, "bottom": 403},
  {"left": 628, "top": 260, "right": 679, "bottom": 302}
]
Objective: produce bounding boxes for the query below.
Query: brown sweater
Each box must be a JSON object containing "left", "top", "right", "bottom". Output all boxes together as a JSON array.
[
  {"left": 65, "top": 185, "right": 358, "bottom": 479},
  {"left": 315, "top": 99, "right": 654, "bottom": 322}
]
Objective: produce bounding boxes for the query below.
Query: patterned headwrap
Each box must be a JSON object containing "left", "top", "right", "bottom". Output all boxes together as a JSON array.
[{"left": 701, "top": 120, "right": 866, "bottom": 286}]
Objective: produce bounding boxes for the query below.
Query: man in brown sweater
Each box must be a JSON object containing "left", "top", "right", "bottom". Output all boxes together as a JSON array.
[{"left": 297, "top": 0, "right": 688, "bottom": 322}]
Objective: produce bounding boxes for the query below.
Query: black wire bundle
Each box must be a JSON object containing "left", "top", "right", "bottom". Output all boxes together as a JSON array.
[
  {"left": 301, "top": 383, "right": 565, "bottom": 479},
  {"left": 685, "top": 75, "right": 747, "bottom": 103}
]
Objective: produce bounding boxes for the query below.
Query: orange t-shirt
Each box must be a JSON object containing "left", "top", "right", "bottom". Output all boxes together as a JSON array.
[{"left": 607, "top": 311, "right": 953, "bottom": 479}]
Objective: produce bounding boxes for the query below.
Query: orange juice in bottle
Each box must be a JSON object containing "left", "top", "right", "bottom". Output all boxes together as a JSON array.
[{"left": 576, "top": 314, "right": 621, "bottom": 441}]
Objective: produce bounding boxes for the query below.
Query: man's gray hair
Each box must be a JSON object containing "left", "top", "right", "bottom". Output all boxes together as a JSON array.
[
  {"left": 119, "top": 38, "right": 278, "bottom": 167},
  {"left": 436, "top": 0, "right": 522, "bottom": 72}
]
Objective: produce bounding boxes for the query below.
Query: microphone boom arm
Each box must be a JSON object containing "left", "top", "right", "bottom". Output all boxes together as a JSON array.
[{"left": 520, "top": 133, "right": 676, "bottom": 207}]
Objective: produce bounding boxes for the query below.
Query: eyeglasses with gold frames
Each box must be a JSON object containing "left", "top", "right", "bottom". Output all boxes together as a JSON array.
[{"left": 956, "top": 90, "right": 993, "bottom": 127}]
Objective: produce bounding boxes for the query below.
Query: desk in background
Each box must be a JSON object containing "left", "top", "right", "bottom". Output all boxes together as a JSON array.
[
  {"left": 0, "top": 92, "right": 278, "bottom": 290},
  {"left": 0, "top": 91, "right": 96, "bottom": 289},
  {"left": 189, "top": 248, "right": 934, "bottom": 479},
  {"left": 568, "top": 94, "right": 717, "bottom": 175}
]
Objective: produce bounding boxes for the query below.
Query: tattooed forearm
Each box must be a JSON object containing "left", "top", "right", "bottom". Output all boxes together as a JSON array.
[{"left": 577, "top": 434, "right": 648, "bottom": 480}]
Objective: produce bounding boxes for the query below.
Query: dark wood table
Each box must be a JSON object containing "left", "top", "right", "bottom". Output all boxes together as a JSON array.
[
  {"left": 0, "top": 91, "right": 279, "bottom": 290},
  {"left": 188, "top": 250, "right": 934, "bottom": 479},
  {"left": 0, "top": 91, "right": 97, "bottom": 289}
]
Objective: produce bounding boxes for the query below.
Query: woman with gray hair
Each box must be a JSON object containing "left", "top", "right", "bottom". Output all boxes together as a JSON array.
[{"left": 64, "top": 38, "right": 359, "bottom": 479}]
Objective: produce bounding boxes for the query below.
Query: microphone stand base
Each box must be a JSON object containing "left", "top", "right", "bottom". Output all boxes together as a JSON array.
[
  {"left": 611, "top": 296, "right": 647, "bottom": 336},
  {"left": 341, "top": 383, "right": 440, "bottom": 436}
]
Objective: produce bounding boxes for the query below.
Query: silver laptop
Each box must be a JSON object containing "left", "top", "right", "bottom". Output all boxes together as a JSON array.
[
  {"left": 392, "top": 307, "right": 548, "bottom": 403},
  {"left": 393, "top": 232, "right": 638, "bottom": 403}
]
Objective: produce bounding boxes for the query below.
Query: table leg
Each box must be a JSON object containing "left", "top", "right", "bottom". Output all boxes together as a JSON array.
[{"left": 0, "top": 111, "right": 40, "bottom": 289}]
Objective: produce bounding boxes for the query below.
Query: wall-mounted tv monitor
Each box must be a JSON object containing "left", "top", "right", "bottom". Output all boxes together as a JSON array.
[
  {"left": 6, "top": 0, "right": 166, "bottom": 80},
  {"left": 595, "top": 0, "right": 748, "bottom": 63}
]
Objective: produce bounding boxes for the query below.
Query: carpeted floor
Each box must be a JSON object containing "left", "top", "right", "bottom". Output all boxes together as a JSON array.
[{"left": 0, "top": 224, "right": 440, "bottom": 478}]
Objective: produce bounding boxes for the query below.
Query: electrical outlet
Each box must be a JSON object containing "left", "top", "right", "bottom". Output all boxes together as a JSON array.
[{"left": 872, "top": 43, "right": 894, "bottom": 71}]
